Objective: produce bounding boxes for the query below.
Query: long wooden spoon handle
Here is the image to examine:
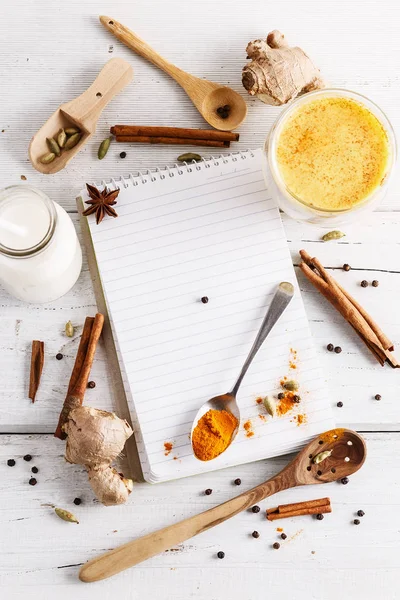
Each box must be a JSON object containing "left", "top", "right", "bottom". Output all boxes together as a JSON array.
[
  {"left": 100, "top": 16, "right": 187, "bottom": 85},
  {"left": 80, "top": 475, "right": 289, "bottom": 582}
]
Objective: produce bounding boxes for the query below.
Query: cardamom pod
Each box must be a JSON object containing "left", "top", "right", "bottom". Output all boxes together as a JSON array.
[
  {"left": 54, "top": 507, "right": 79, "bottom": 524},
  {"left": 283, "top": 379, "right": 299, "bottom": 392},
  {"left": 313, "top": 450, "right": 332, "bottom": 464},
  {"left": 40, "top": 152, "right": 56, "bottom": 164},
  {"left": 64, "top": 133, "right": 82, "bottom": 150},
  {"left": 322, "top": 230, "right": 345, "bottom": 242},
  {"left": 65, "top": 320, "right": 74, "bottom": 337},
  {"left": 57, "top": 129, "right": 67, "bottom": 148},
  {"left": 98, "top": 137, "right": 111, "bottom": 160},
  {"left": 65, "top": 127, "right": 81, "bottom": 135},
  {"left": 263, "top": 395, "right": 276, "bottom": 417},
  {"left": 46, "top": 137, "right": 61, "bottom": 157},
  {"left": 177, "top": 153, "right": 202, "bottom": 162}
]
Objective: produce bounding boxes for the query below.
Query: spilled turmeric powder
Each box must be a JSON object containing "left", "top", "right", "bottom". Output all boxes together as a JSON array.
[
  {"left": 243, "top": 419, "right": 254, "bottom": 437},
  {"left": 192, "top": 409, "right": 238, "bottom": 461},
  {"left": 277, "top": 391, "right": 297, "bottom": 416}
]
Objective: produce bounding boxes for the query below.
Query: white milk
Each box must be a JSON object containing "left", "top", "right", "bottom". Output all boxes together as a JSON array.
[{"left": 0, "top": 186, "right": 82, "bottom": 303}]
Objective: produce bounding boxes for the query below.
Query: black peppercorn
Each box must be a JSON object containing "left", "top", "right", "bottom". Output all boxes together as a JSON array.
[
  {"left": 88, "top": 381, "right": 96, "bottom": 389},
  {"left": 316, "top": 513, "right": 324, "bottom": 520},
  {"left": 23, "top": 454, "right": 32, "bottom": 462},
  {"left": 234, "top": 478, "right": 241, "bottom": 486},
  {"left": 341, "top": 477, "right": 349, "bottom": 485},
  {"left": 7, "top": 459, "right": 15, "bottom": 467},
  {"left": 372, "top": 280, "right": 379, "bottom": 287},
  {"left": 337, "top": 401, "right": 343, "bottom": 407},
  {"left": 293, "top": 395, "right": 300, "bottom": 403},
  {"left": 29, "top": 477, "right": 37, "bottom": 486},
  {"left": 360, "top": 280, "right": 368, "bottom": 288},
  {"left": 357, "top": 510, "right": 365, "bottom": 517},
  {"left": 317, "top": 470, "right": 322, "bottom": 476},
  {"left": 73, "top": 497, "right": 82, "bottom": 505},
  {"left": 354, "top": 519, "right": 360, "bottom": 525},
  {"left": 278, "top": 392, "right": 285, "bottom": 400},
  {"left": 252, "top": 531, "right": 260, "bottom": 538},
  {"left": 217, "top": 551, "right": 225, "bottom": 559},
  {"left": 119, "top": 152, "right": 127, "bottom": 159},
  {"left": 375, "top": 394, "right": 381, "bottom": 401},
  {"left": 201, "top": 296, "right": 209, "bottom": 304},
  {"left": 334, "top": 346, "right": 342, "bottom": 354},
  {"left": 280, "top": 533, "right": 287, "bottom": 540},
  {"left": 56, "top": 353, "right": 63, "bottom": 360},
  {"left": 251, "top": 505, "right": 260, "bottom": 513},
  {"left": 216, "top": 105, "right": 231, "bottom": 119},
  {"left": 327, "top": 343, "right": 334, "bottom": 351},
  {"left": 205, "top": 488, "right": 212, "bottom": 496},
  {"left": 343, "top": 264, "right": 351, "bottom": 271},
  {"left": 273, "top": 542, "right": 280, "bottom": 550},
  {"left": 31, "top": 466, "right": 38, "bottom": 474}
]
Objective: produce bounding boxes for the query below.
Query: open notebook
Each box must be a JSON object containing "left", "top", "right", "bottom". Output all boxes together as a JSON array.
[{"left": 79, "top": 149, "right": 334, "bottom": 483}]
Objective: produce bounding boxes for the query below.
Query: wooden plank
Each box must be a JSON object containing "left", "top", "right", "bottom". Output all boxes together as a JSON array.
[
  {"left": 1, "top": 213, "right": 399, "bottom": 432},
  {"left": 0, "top": 432, "right": 398, "bottom": 598},
  {"left": 0, "top": 0, "right": 399, "bottom": 212}
]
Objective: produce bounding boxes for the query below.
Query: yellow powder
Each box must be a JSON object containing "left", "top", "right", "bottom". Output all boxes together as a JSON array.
[
  {"left": 276, "top": 97, "right": 389, "bottom": 211},
  {"left": 192, "top": 409, "right": 238, "bottom": 461}
]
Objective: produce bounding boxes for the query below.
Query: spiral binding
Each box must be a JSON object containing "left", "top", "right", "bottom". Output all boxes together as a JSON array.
[{"left": 96, "top": 150, "right": 255, "bottom": 191}]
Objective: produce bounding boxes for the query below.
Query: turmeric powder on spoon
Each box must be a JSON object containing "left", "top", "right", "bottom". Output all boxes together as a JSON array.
[{"left": 192, "top": 409, "right": 238, "bottom": 461}]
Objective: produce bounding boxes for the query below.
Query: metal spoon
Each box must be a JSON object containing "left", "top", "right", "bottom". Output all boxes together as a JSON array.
[
  {"left": 79, "top": 428, "right": 366, "bottom": 582},
  {"left": 190, "top": 281, "right": 294, "bottom": 460}
]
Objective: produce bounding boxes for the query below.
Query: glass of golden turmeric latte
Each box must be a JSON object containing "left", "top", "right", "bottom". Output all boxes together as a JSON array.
[{"left": 265, "top": 89, "right": 396, "bottom": 224}]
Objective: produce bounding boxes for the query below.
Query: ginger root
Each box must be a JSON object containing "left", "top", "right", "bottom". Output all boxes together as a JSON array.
[
  {"left": 242, "top": 31, "right": 324, "bottom": 105},
  {"left": 63, "top": 406, "right": 134, "bottom": 506}
]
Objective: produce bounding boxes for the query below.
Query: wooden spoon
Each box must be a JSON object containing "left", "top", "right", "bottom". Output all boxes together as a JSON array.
[
  {"left": 29, "top": 58, "right": 133, "bottom": 174},
  {"left": 79, "top": 428, "right": 366, "bottom": 582},
  {"left": 100, "top": 16, "right": 247, "bottom": 132}
]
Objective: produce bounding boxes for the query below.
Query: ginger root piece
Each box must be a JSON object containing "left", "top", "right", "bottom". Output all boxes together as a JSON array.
[
  {"left": 88, "top": 466, "right": 134, "bottom": 506},
  {"left": 63, "top": 406, "right": 134, "bottom": 506},
  {"left": 242, "top": 31, "right": 324, "bottom": 105}
]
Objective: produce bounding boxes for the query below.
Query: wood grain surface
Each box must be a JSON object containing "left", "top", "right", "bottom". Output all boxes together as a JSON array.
[{"left": 1, "top": 0, "right": 399, "bottom": 598}]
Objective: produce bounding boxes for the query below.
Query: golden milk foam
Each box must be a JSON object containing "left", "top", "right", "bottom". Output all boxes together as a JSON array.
[{"left": 276, "top": 97, "right": 390, "bottom": 211}]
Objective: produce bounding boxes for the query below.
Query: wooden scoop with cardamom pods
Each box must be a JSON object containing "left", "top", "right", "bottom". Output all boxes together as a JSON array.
[
  {"left": 29, "top": 58, "right": 133, "bottom": 174},
  {"left": 79, "top": 429, "right": 366, "bottom": 582}
]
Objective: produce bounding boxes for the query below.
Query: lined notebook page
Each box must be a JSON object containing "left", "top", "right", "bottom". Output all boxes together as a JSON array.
[{"left": 82, "top": 149, "right": 334, "bottom": 483}]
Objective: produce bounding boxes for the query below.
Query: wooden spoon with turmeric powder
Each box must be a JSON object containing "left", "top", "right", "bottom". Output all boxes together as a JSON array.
[{"left": 190, "top": 281, "right": 294, "bottom": 461}]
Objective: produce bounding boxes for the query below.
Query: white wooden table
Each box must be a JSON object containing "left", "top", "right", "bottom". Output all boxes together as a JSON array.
[{"left": 1, "top": 1, "right": 399, "bottom": 598}]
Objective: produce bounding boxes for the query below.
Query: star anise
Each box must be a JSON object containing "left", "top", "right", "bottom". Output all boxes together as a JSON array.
[{"left": 82, "top": 183, "right": 120, "bottom": 224}]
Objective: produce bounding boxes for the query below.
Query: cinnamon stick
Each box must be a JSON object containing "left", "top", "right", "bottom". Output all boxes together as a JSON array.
[
  {"left": 115, "top": 135, "right": 230, "bottom": 148},
  {"left": 111, "top": 125, "right": 239, "bottom": 142},
  {"left": 266, "top": 497, "right": 331, "bottom": 521},
  {"left": 299, "top": 250, "right": 399, "bottom": 368},
  {"left": 67, "top": 317, "right": 94, "bottom": 395},
  {"left": 336, "top": 282, "right": 393, "bottom": 351},
  {"left": 28, "top": 340, "right": 44, "bottom": 403},
  {"left": 267, "top": 497, "right": 330, "bottom": 515},
  {"left": 267, "top": 504, "right": 332, "bottom": 521},
  {"left": 54, "top": 314, "right": 104, "bottom": 440}
]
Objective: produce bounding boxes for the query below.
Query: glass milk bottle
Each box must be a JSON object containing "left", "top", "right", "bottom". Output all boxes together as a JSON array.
[{"left": 0, "top": 185, "right": 82, "bottom": 303}]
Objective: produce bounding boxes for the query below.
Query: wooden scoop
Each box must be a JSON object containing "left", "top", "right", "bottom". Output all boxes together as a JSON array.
[
  {"left": 29, "top": 58, "right": 133, "bottom": 174},
  {"left": 100, "top": 16, "right": 247, "bottom": 132},
  {"left": 79, "top": 429, "right": 366, "bottom": 582}
]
